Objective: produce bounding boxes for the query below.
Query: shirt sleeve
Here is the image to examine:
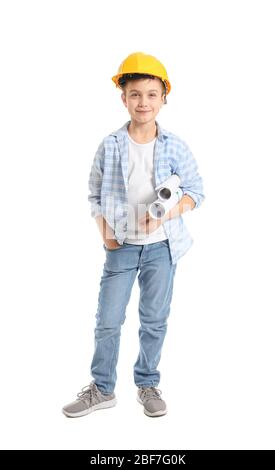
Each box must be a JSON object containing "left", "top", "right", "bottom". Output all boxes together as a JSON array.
[
  {"left": 175, "top": 140, "right": 205, "bottom": 210},
  {"left": 88, "top": 140, "right": 104, "bottom": 218}
]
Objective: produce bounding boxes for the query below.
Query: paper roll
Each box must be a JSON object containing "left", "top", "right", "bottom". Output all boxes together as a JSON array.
[
  {"left": 149, "top": 190, "right": 181, "bottom": 219},
  {"left": 155, "top": 174, "right": 181, "bottom": 201}
]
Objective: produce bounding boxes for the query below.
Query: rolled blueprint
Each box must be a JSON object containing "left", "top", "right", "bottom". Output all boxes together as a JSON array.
[
  {"left": 155, "top": 174, "right": 181, "bottom": 201},
  {"left": 149, "top": 189, "right": 181, "bottom": 219}
]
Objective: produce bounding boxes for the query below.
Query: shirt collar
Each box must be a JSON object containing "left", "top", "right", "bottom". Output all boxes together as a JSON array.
[{"left": 110, "top": 120, "right": 169, "bottom": 143}]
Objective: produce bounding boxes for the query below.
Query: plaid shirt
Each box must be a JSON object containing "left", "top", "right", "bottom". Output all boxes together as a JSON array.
[{"left": 88, "top": 120, "right": 205, "bottom": 265}]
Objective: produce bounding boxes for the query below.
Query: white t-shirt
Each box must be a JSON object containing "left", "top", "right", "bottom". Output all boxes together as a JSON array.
[{"left": 124, "top": 132, "right": 168, "bottom": 244}]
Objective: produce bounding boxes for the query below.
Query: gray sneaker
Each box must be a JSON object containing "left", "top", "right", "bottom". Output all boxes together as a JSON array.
[
  {"left": 137, "top": 386, "right": 167, "bottom": 417},
  {"left": 62, "top": 382, "right": 116, "bottom": 418}
]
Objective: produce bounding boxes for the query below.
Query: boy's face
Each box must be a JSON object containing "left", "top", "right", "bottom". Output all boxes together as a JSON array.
[{"left": 121, "top": 78, "right": 165, "bottom": 125}]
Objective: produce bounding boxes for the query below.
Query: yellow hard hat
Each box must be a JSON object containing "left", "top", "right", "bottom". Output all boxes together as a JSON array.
[{"left": 112, "top": 52, "right": 171, "bottom": 95}]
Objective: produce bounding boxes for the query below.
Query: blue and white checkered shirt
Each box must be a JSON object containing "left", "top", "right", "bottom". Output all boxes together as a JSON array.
[{"left": 88, "top": 120, "right": 205, "bottom": 265}]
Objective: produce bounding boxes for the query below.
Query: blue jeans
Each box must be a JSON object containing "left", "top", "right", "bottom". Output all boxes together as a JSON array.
[{"left": 90, "top": 239, "right": 177, "bottom": 394}]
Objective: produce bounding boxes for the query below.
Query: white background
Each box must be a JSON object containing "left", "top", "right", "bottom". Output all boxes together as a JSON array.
[{"left": 1, "top": 0, "right": 275, "bottom": 450}]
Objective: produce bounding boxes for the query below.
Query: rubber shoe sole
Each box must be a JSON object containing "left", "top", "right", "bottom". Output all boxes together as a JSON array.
[{"left": 62, "top": 398, "right": 117, "bottom": 418}]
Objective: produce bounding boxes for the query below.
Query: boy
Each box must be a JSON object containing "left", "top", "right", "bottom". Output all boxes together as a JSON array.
[{"left": 62, "top": 52, "right": 205, "bottom": 418}]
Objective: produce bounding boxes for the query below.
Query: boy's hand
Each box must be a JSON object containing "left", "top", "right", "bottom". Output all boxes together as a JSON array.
[
  {"left": 104, "top": 239, "right": 121, "bottom": 250},
  {"left": 95, "top": 215, "right": 122, "bottom": 250},
  {"left": 138, "top": 211, "right": 164, "bottom": 234}
]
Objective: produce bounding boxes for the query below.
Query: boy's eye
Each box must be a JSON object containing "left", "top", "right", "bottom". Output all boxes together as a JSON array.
[{"left": 130, "top": 93, "right": 157, "bottom": 97}]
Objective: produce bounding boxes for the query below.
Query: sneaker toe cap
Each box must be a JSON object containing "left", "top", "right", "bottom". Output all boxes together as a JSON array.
[
  {"left": 145, "top": 399, "right": 167, "bottom": 413},
  {"left": 62, "top": 400, "right": 87, "bottom": 415}
]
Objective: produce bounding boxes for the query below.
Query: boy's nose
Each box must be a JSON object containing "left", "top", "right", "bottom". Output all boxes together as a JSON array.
[{"left": 138, "top": 96, "right": 148, "bottom": 107}]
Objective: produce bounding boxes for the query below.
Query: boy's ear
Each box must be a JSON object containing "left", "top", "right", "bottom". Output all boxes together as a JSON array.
[{"left": 121, "top": 92, "right": 127, "bottom": 108}]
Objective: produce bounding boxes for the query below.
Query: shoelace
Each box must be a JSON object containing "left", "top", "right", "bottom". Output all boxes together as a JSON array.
[
  {"left": 77, "top": 383, "right": 100, "bottom": 405},
  {"left": 140, "top": 387, "right": 162, "bottom": 402}
]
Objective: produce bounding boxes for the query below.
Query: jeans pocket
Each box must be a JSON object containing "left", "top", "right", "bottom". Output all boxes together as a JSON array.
[{"left": 159, "top": 239, "right": 169, "bottom": 247}]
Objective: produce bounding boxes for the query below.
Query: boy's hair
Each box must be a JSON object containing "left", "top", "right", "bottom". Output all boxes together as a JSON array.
[{"left": 118, "top": 73, "right": 167, "bottom": 105}]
